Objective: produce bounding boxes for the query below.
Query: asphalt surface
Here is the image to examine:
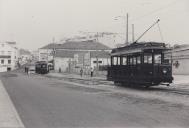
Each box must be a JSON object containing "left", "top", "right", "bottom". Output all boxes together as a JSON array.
[{"left": 1, "top": 71, "right": 189, "bottom": 128}]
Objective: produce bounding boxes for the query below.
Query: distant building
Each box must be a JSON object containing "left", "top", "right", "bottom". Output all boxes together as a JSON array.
[
  {"left": 165, "top": 44, "right": 189, "bottom": 75},
  {"left": 51, "top": 40, "right": 111, "bottom": 73},
  {"left": 18, "top": 49, "right": 31, "bottom": 65},
  {"left": 0, "top": 42, "right": 19, "bottom": 72},
  {"left": 31, "top": 50, "right": 39, "bottom": 62},
  {"left": 38, "top": 43, "right": 59, "bottom": 62}
]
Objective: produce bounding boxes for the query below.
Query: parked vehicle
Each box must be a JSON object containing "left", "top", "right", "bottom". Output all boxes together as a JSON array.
[
  {"left": 107, "top": 42, "right": 173, "bottom": 87},
  {"left": 48, "top": 63, "right": 54, "bottom": 70},
  {"left": 28, "top": 65, "right": 36, "bottom": 74}
]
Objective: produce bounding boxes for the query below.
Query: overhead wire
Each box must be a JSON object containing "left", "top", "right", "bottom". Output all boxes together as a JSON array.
[
  {"left": 130, "top": 0, "right": 186, "bottom": 43},
  {"left": 131, "top": 0, "right": 182, "bottom": 22}
]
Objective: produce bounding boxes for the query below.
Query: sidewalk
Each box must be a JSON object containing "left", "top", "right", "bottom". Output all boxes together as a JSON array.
[
  {"left": 47, "top": 72, "right": 106, "bottom": 81},
  {"left": 0, "top": 80, "right": 25, "bottom": 128},
  {"left": 47, "top": 72, "right": 189, "bottom": 85},
  {"left": 173, "top": 75, "right": 189, "bottom": 85}
]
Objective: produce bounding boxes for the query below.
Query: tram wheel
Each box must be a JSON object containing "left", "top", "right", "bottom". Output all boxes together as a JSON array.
[
  {"left": 144, "top": 85, "right": 150, "bottom": 88},
  {"left": 114, "top": 81, "right": 119, "bottom": 86}
]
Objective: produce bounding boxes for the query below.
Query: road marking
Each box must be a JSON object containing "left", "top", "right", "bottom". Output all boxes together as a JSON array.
[{"left": 0, "top": 80, "right": 25, "bottom": 128}]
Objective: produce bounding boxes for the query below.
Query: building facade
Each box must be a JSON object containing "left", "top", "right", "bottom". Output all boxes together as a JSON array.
[
  {"left": 39, "top": 40, "right": 111, "bottom": 73},
  {"left": 0, "top": 42, "right": 19, "bottom": 72},
  {"left": 56, "top": 41, "right": 110, "bottom": 74},
  {"left": 55, "top": 50, "right": 110, "bottom": 73},
  {"left": 38, "top": 43, "right": 59, "bottom": 62},
  {"left": 165, "top": 44, "right": 189, "bottom": 75},
  {"left": 18, "top": 49, "right": 31, "bottom": 65}
]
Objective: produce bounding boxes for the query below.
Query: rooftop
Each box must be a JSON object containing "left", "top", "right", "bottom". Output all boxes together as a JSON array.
[
  {"left": 19, "top": 49, "right": 31, "bottom": 55},
  {"left": 55, "top": 50, "right": 110, "bottom": 58},
  {"left": 111, "top": 42, "right": 167, "bottom": 55},
  {"left": 40, "top": 40, "right": 111, "bottom": 50}
]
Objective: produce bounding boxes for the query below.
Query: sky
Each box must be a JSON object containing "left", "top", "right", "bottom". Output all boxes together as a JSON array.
[{"left": 0, "top": 0, "right": 189, "bottom": 50}]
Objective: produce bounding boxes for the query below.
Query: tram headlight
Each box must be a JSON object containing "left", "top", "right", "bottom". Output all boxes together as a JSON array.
[{"left": 162, "top": 68, "right": 168, "bottom": 74}]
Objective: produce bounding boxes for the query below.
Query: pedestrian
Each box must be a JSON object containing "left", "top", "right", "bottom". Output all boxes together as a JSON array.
[
  {"left": 80, "top": 68, "right": 83, "bottom": 77},
  {"left": 26, "top": 67, "right": 29, "bottom": 76},
  {"left": 28, "top": 69, "right": 30, "bottom": 76},
  {"left": 90, "top": 67, "right": 94, "bottom": 77},
  {"left": 59, "top": 68, "right": 62, "bottom": 73},
  {"left": 25, "top": 66, "right": 27, "bottom": 73}
]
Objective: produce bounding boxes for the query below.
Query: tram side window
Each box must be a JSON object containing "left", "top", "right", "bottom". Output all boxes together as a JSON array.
[
  {"left": 129, "top": 57, "right": 136, "bottom": 65},
  {"left": 137, "top": 56, "right": 141, "bottom": 64},
  {"left": 122, "top": 57, "right": 127, "bottom": 65},
  {"left": 36, "top": 64, "right": 41, "bottom": 68},
  {"left": 144, "top": 54, "right": 152, "bottom": 64},
  {"left": 113, "top": 57, "right": 117, "bottom": 65},
  {"left": 129, "top": 57, "right": 133, "bottom": 65},
  {"left": 154, "top": 54, "right": 161, "bottom": 64},
  {"left": 133, "top": 57, "right": 137, "bottom": 65},
  {"left": 117, "top": 57, "right": 121, "bottom": 65},
  {"left": 112, "top": 57, "right": 121, "bottom": 65}
]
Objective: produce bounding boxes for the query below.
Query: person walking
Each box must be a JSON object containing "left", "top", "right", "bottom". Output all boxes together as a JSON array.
[
  {"left": 25, "top": 66, "right": 27, "bottom": 73},
  {"left": 28, "top": 67, "right": 30, "bottom": 76},
  {"left": 90, "top": 67, "right": 94, "bottom": 77},
  {"left": 80, "top": 68, "right": 83, "bottom": 77},
  {"left": 26, "top": 66, "right": 29, "bottom": 75}
]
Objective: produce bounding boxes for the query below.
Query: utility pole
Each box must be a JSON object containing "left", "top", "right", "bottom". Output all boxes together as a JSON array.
[
  {"left": 114, "top": 13, "right": 129, "bottom": 45},
  {"left": 126, "top": 13, "right": 129, "bottom": 45},
  {"left": 96, "top": 32, "right": 99, "bottom": 42},
  {"left": 132, "top": 24, "right": 135, "bottom": 43},
  {"left": 52, "top": 37, "right": 55, "bottom": 70},
  {"left": 96, "top": 40, "right": 98, "bottom": 75}
]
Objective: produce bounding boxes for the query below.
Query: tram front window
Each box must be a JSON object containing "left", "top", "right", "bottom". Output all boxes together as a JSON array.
[
  {"left": 144, "top": 54, "right": 152, "bottom": 64},
  {"left": 42, "top": 64, "right": 47, "bottom": 68},
  {"left": 154, "top": 54, "right": 161, "bottom": 64}
]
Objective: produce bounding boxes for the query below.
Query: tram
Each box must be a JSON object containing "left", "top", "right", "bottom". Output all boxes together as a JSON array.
[
  {"left": 35, "top": 61, "right": 49, "bottom": 74},
  {"left": 107, "top": 42, "right": 173, "bottom": 87}
]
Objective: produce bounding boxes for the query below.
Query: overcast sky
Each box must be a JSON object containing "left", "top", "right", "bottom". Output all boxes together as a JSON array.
[{"left": 0, "top": 0, "right": 189, "bottom": 50}]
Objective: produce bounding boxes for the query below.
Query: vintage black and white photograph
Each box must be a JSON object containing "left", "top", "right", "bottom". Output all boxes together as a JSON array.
[{"left": 0, "top": 0, "right": 189, "bottom": 128}]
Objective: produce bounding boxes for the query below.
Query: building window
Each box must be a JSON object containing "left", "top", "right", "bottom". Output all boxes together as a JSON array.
[
  {"left": 93, "top": 61, "right": 102, "bottom": 64},
  {"left": 8, "top": 60, "right": 11, "bottom": 64},
  {"left": 8, "top": 51, "right": 11, "bottom": 55},
  {"left": 1, "top": 60, "right": 4, "bottom": 64},
  {"left": 1, "top": 51, "right": 4, "bottom": 55}
]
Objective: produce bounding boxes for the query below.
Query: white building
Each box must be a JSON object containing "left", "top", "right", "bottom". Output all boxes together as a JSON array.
[
  {"left": 165, "top": 44, "right": 189, "bottom": 75},
  {"left": 31, "top": 50, "right": 39, "bottom": 62},
  {"left": 53, "top": 40, "right": 111, "bottom": 73},
  {"left": 0, "top": 42, "right": 19, "bottom": 72},
  {"left": 38, "top": 43, "right": 59, "bottom": 62},
  {"left": 18, "top": 49, "right": 31, "bottom": 65}
]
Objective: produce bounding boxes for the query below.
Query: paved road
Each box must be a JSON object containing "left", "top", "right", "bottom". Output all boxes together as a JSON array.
[{"left": 1, "top": 71, "right": 189, "bottom": 128}]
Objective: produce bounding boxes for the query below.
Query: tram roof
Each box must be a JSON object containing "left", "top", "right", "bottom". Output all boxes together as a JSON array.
[
  {"left": 111, "top": 42, "right": 168, "bottom": 56},
  {"left": 35, "top": 61, "right": 48, "bottom": 64}
]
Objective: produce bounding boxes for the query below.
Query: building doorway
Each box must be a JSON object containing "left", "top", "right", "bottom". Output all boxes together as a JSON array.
[{"left": 7, "top": 67, "right": 11, "bottom": 71}]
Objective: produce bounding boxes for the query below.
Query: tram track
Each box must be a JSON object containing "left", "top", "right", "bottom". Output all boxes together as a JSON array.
[
  {"left": 159, "top": 88, "right": 189, "bottom": 96},
  {"left": 43, "top": 73, "right": 189, "bottom": 96}
]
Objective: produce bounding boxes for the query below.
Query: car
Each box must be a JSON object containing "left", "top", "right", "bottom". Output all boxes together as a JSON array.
[{"left": 28, "top": 65, "right": 36, "bottom": 74}]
